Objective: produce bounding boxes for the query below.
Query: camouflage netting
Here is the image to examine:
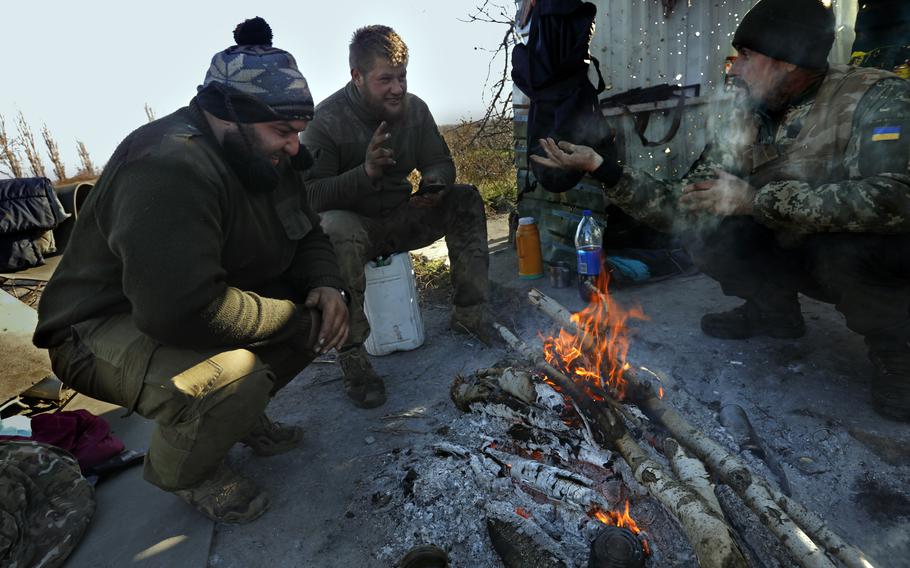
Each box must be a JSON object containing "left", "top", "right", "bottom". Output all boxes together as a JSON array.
[{"left": 0, "top": 440, "right": 95, "bottom": 568}]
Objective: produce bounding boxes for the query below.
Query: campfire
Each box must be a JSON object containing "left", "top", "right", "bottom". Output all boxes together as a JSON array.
[
  {"left": 370, "top": 277, "right": 877, "bottom": 568},
  {"left": 542, "top": 273, "right": 643, "bottom": 402}
]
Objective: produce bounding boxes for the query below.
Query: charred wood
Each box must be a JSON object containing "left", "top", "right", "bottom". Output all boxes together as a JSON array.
[
  {"left": 528, "top": 288, "right": 877, "bottom": 568},
  {"left": 495, "top": 323, "right": 749, "bottom": 568}
]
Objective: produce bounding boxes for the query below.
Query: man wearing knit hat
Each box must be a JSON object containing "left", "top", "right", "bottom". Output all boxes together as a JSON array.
[
  {"left": 532, "top": 0, "right": 910, "bottom": 421},
  {"left": 33, "top": 17, "right": 350, "bottom": 523}
]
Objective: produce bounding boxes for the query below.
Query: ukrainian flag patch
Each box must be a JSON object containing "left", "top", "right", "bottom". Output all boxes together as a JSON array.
[{"left": 872, "top": 126, "right": 901, "bottom": 142}]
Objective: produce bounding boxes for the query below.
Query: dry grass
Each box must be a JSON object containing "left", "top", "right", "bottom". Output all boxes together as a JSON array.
[
  {"left": 411, "top": 253, "right": 451, "bottom": 291},
  {"left": 443, "top": 117, "right": 515, "bottom": 214}
]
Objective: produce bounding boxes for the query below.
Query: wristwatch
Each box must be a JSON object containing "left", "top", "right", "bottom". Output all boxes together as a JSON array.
[{"left": 336, "top": 288, "right": 350, "bottom": 305}]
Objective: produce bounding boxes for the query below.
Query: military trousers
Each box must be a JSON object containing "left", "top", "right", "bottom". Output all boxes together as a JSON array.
[
  {"left": 319, "top": 184, "right": 490, "bottom": 345},
  {"left": 683, "top": 217, "right": 910, "bottom": 351},
  {"left": 47, "top": 311, "right": 319, "bottom": 491}
]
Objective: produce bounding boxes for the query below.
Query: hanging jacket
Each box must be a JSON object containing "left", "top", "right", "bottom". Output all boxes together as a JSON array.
[{"left": 512, "top": 0, "right": 610, "bottom": 193}]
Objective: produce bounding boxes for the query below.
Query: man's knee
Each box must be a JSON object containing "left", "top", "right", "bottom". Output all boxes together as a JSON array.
[
  {"left": 807, "top": 234, "right": 883, "bottom": 288},
  {"left": 142, "top": 348, "right": 273, "bottom": 428},
  {"left": 319, "top": 210, "right": 368, "bottom": 245},
  {"left": 447, "top": 184, "right": 485, "bottom": 215}
]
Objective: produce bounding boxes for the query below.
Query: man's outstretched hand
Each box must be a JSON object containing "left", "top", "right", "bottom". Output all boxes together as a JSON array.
[
  {"left": 530, "top": 138, "right": 604, "bottom": 172},
  {"left": 304, "top": 287, "right": 349, "bottom": 353},
  {"left": 680, "top": 170, "right": 757, "bottom": 216}
]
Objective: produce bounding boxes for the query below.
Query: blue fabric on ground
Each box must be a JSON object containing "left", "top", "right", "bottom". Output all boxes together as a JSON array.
[{"left": 606, "top": 256, "right": 651, "bottom": 282}]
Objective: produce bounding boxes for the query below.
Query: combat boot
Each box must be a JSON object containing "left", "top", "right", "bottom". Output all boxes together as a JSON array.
[
  {"left": 451, "top": 304, "right": 501, "bottom": 347},
  {"left": 870, "top": 347, "right": 910, "bottom": 422},
  {"left": 339, "top": 345, "right": 387, "bottom": 409},
  {"left": 700, "top": 300, "right": 805, "bottom": 340},
  {"left": 240, "top": 413, "right": 304, "bottom": 457},
  {"left": 173, "top": 462, "right": 269, "bottom": 523}
]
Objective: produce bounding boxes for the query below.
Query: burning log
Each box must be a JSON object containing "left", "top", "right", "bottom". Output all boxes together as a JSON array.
[
  {"left": 527, "top": 288, "right": 877, "bottom": 568},
  {"left": 495, "top": 323, "right": 749, "bottom": 568}
]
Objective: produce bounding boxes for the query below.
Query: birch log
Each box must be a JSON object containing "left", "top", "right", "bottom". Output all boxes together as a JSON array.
[
  {"left": 495, "top": 323, "right": 748, "bottom": 568},
  {"left": 527, "top": 288, "right": 876, "bottom": 568}
]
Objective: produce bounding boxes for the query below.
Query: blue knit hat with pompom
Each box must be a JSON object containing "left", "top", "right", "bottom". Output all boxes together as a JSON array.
[{"left": 198, "top": 17, "right": 314, "bottom": 123}]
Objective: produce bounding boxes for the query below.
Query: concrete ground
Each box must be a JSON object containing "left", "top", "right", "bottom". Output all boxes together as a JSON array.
[{"left": 61, "top": 214, "right": 909, "bottom": 567}]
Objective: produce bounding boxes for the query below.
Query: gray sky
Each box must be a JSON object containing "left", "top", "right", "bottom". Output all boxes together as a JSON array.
[{"left": 1, "top": 1, "right": 511, "bottom": 175}]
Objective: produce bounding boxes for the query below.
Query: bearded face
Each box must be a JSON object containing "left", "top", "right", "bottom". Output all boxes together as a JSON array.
[
  {"left": 221, "top": 119, "right": 308, "bottom": 192},
  {"left": 354, "top": 57, "right": 409, "bottom": 123}
]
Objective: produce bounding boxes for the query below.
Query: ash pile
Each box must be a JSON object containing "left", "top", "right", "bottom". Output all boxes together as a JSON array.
[
  {"left": 371, "top": 365, "right": 693, "bottom": 567},
  {"left": 366, "top": 287, "right": 879, "bottom": 568}
]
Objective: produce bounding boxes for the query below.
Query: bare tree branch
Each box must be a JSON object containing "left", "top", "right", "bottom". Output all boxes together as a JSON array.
[
  {"left": 17, "top": 111, "right": 46, "bottom": 178},
  {"left": 464, "top": 2, "right": 517, "bottom": 145},
  {"left": 144, "top": 103, "right": 156, "bottom": 123},
  {"left": 76, "top": 140, "right": 96, "bottom": 177},
  {"left": 42, "top": 124, "right": 67, "bottom": 182},
  {"left": 0, "top": 113, "right": 24, "bottom": 178}
]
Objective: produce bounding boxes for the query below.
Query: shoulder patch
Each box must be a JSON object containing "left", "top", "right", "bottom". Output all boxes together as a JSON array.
[{"left": 872, "top": 126, "right": 901, "bottom": 142}]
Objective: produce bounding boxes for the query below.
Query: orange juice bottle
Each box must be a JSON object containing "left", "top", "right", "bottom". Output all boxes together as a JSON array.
[{"left": 516, "top": 217, "right": 544, "bottom": 279}]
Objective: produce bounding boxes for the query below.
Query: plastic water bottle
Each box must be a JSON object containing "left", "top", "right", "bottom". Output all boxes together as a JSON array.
[{"left": 575, "top": 209, "right": 603, "bottom": 302}]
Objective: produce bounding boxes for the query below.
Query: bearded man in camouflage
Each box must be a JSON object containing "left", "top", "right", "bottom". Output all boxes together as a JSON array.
[
  {"left": 302, "top": 25, "right": 493, "bottom": 409},
  {"left": 532, "top": 0, "right": 910, "bottom": 421}
]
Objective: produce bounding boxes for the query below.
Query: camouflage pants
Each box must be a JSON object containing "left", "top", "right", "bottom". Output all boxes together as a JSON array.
[
  {"left": 47, "top": 310, "right": 319, "bottom": 491},
  {"left": 319, "top": 184, "right": 490, "bottom": 345},
  {"left": 684, "top": 217, "right": 910, "bottom": 350}
]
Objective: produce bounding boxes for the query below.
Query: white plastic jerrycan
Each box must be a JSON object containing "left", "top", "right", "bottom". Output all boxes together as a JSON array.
[{"left": 363, "top": 253, "right": 426, "bottom": 356}]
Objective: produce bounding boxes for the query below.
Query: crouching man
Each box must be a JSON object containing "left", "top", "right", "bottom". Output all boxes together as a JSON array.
[
  {"left": 33, "top": 18, "right": 350, "bottom": 522},
  {"left": 302, "top": 25, "right": 494, "bottom": 409},
  {"left": 532, "top": 0, "right": 910, "bottom": 421}
]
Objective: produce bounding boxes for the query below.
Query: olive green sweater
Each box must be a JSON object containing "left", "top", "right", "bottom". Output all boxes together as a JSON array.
[
  {"left": 302, "top": 82, "right": 455, "bottom": 217},
  {"left": 34, "top": 101, "right": 346, "bottom": 349}
]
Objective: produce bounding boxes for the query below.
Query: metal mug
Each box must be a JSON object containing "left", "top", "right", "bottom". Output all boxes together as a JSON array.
[{"left": 548, "top": 261, "right": 571, "bottom": 288}]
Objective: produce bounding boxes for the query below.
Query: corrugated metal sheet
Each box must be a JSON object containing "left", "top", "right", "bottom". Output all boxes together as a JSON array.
[{"left": 591, "top": 0, "right": 857, "bottom": 177}]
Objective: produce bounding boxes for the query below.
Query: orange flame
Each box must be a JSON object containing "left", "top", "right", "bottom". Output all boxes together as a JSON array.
[
  {"left": 542, "top": 270, "right": 645, "bottom": 400},
  {"left": 592, "top": 500, "right": 643, "bottom": 534}
]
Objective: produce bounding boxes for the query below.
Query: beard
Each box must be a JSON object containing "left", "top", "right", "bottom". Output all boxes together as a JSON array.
[
  {"left": 361, "top": 88, "right": 408, "bottom": 123},
  {"left": 222, "top": 127, "right": 284, "bottom": 193}
]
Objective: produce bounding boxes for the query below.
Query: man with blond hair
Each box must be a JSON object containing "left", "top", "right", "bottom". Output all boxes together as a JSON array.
[{"left": 303, "top": 25, "right": 494, "bottom": 409}]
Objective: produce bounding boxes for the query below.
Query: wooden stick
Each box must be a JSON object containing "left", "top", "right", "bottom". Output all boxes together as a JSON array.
[
  {"left": 664, "top": 437, "right": 723, "bottom": 517},
  {"left": 527, "top": 288, "right": 876, "bottom": 568},
  {"left": 495, "top": 323, "right": 748, "bottom": 568}
]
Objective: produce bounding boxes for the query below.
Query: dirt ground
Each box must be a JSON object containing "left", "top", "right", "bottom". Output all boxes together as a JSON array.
[{"left": 205, "top": 219, "right": 910, "bottom": 567}]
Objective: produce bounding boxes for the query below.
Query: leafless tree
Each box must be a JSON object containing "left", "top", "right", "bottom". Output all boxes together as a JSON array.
[
  {"left": 76, "top": 140, "right": 96, "bottom": 177},
  {"left": 0, "top": 113, "right": 24, "bottom": 178},
  {"left": 17, "top": 111, "right": 46, "bottom": 178},
  {"left": 462, "top": 1, "right": 517, "bottom": 144},
  {"left": 42, "top": 124, "right": 67, "bottom": 181},
  {"left": 144, "top": 103, "right": 156, "bottom": 123}
]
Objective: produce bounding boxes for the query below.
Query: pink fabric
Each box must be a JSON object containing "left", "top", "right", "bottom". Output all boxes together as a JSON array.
[{"left": 0, "top": 410, "right": 124, "bottom": 471}]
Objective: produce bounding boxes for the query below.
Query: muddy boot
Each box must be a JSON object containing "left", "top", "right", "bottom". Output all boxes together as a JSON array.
[
  {"left": 339, "top": 345, "right": 387, "bottom": 409},
  {"left": 240, "top": 414, "right": 304, "bottom": 457},
  {"left": 700, "top": 300, "right": 805, "bottom": 340},
  {"left": 870, "top": 348, "right": 910, "bottom": 422},
  {"left": 173, "top": 462, "right": 269, "bottom": 524},
  {"left": 451, "top": 304, "right": 500, "bottom": 347}
]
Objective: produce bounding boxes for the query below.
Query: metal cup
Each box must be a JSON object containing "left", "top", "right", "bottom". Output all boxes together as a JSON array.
[{"left": 549, "top": 261, "right": 571, "bottom": 288}]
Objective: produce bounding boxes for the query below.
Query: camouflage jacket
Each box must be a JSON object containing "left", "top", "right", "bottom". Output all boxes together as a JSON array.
[
  {"left": 302, "top": 82, "right": 455, "bottom": 218},
  {"left": 605, "top": 65, "right": 910, "bottom": 235}
]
